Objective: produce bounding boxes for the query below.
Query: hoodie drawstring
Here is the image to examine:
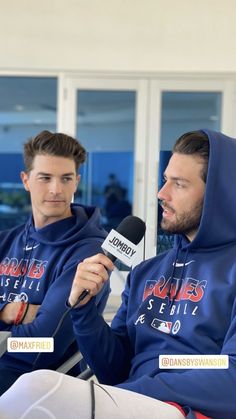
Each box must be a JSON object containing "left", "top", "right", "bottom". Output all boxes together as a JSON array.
[
  {"left": 167, "top": 240, "right": 189, "bottom": 307},
  {"left": 172, "top": 249, "right": 189, "bottom": 303},
  {"left": 18, "top": 223, "right": 36, "bottom": 288},
  {"left": 166, "top": 241, "right": 180, "bottom": 306}
]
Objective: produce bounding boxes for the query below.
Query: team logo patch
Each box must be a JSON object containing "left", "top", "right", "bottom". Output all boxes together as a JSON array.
[{"left": 151, "top": 318, "right": 172, "bottom": 334}]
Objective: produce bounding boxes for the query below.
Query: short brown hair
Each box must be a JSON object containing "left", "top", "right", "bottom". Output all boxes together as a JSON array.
[
  {"left": 23, "top": 130, "right": 86, "bottom": 172},
  {"left": 173, "top": 131, "right": 209, "bottom": 182}
]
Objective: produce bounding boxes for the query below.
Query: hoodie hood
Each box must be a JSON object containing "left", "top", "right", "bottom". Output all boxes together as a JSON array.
[
  {"left": 176, "top": 129, "right": 236, "bottom": 251},
  {"left": 25, "top": 203, "right": 107, "bottom": 247}
]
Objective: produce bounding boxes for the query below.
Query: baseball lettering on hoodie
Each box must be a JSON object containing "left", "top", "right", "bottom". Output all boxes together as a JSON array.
[{"left": 0, "top": 203, "right": 107, "bottom": 305}]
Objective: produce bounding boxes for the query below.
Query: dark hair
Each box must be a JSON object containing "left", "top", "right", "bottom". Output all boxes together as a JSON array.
[
  {"left": 173, "top": 131, "right": 209, "bottom": 182},
  {"left": 23, "top": 130, "right": 86, "bottom": 172}
]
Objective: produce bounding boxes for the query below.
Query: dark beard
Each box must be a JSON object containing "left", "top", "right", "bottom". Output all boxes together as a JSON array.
[{"left": 160, "top": 200, "right": 203, "bottom": 237}]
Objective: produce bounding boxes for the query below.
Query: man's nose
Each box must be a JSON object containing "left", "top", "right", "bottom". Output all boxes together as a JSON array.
[
  {"left": 49, "top": 180, "right": 62, "bottom": 194},
  {"left": 158, "top": 182, "right": 169, "bottom": 201}
]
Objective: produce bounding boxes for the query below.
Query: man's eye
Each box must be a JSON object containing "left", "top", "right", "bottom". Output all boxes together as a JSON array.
[
  {"left": 39, "top": 176, "right": 50, "bottom": 181},
  {"left": 176, "top": 182, "right": 185, "bottom": 188},
  {"left": 62, "top": 177, "right": 73, "bottom": 182}
]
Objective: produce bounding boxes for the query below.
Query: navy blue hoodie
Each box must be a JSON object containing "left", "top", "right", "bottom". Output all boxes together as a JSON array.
[
  {"left": 71, "top": 130, "right": 236, "bottom": 419},
  {"left": 0, "top": 203, "right": 109, "bottom": 372}
]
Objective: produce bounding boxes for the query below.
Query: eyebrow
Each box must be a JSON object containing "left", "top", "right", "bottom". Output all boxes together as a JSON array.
[
  {"left": 163, "top": 174, "right": 190, "bottom": 183},
  {"left": 36, "top": 172, "right": 75, "bottom": 177}
]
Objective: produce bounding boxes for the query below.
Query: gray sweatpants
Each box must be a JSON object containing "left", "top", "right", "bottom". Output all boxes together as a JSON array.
[{"left": 0, "top": 370, "right": 185, "bottom": 419}]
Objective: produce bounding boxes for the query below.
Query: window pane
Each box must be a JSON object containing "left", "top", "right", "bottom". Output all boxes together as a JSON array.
[
  {"left": 157, "top": 91, "right": 222, "bottom": 254},
  {"left": 0, "top": 77, "right": 57, "bottom": 230},
  {"left": 76, "top": 90, "right": 135, "bottom": 232}
]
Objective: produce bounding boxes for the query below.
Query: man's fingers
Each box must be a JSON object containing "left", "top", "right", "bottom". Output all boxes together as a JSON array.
[
  {"left": 77, "top": 260, "right": 109, "bottom": 282},
  {"left": 83, "top": 253, "right": 114, "bottom": 272}
]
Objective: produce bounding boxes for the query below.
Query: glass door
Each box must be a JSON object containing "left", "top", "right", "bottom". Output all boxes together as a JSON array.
[
  {"left": 75, "top": 89, "right": 135, "bottom": 232},
  {"left": 0, "top": 76, "right": 57, "bottom": 230},
  {"left": 58, "top": 76, "right": 149, "bottom": 267}
]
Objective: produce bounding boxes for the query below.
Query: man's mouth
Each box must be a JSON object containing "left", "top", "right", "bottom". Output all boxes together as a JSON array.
[
  {"left": 45, "top": 200, "right": 65, "bottom": 203},
  {"left": 162, "top": 205, "right": 175, "bottom": 217}
]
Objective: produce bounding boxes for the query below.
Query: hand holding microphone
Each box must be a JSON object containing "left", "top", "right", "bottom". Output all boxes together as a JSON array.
[
  {"left": 68, "top": 253, "right": 114, "bottom": 306},
  {"left": 68, "top": 216, "right": 146, "bottom": 307}
]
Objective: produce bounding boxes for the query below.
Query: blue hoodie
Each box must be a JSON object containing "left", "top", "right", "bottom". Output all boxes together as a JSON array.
[
  {"left": 0, "top": 203, "right": 109, "bottom": 372},
  {"left": 71, "top": 130, "right": 236, "bottom": 419}
]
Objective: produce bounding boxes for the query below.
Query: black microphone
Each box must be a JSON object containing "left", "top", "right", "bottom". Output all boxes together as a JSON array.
[
  {"left": 77, "top": 215, "right": 146, "bottom": 303},
  {"left": 103, "top": 215, "right": 146, "bottom": 262}
]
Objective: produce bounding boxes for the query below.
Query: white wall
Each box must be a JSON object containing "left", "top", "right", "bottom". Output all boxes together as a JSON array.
[{"left": 1, "top": 0, "right": 236, "bottom": 73}]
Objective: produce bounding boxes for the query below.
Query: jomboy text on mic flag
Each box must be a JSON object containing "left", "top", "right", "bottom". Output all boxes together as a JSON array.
[{"left": 102, "top": 229, "right": 138, "bottom": 266}]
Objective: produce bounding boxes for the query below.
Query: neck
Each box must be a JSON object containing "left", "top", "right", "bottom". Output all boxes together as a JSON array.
[{"left": 33, "top": 210, "right": 73, "bottom": 229}]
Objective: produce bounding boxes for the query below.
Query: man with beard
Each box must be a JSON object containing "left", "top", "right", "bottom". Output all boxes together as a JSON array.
[{"left": 1, "top": 130, "right": 236, "bottom": 419}]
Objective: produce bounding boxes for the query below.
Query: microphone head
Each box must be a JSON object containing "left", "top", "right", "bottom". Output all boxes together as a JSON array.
[{"left": 116, "top": 215, "right": 146, "bottom": 245}]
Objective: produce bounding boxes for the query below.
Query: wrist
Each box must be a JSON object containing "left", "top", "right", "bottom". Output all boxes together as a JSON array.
[
  {"left": 14, "top": 302, "right": 28, "bottom": 326},
  {"left": 20, "top": 302, "right": 30, "bottom": 323}
]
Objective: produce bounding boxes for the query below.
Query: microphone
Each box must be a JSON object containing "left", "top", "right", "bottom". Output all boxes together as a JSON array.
[
  {"left": 102, "top": 215, "right": 146, "bottom": 263},
  {"left": 77, "top": 215, "right": 146, "bottom": 303}
]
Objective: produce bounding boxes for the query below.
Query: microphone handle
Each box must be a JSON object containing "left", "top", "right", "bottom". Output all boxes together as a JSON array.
[
  {"left": 104, "top": 251, "right": 117, "bottom": 263},
  {"left": 77, "top": 289, "right": 89, "bottom": 303}
]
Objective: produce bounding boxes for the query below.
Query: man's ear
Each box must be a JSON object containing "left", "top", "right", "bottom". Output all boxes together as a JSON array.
[{"left": 20, "top": 171, "right": 30, "bottom": 192}]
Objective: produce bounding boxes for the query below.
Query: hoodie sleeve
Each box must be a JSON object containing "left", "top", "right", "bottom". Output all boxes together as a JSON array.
[
  {"left": 70, "top": 274, "right": 133, "bottom": 385},
  {"left": 1, "top": 256, "right": 110, "bottom": 369},
  {"left": 116, "top": 304, "right": 236, "bottom": 419}
]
